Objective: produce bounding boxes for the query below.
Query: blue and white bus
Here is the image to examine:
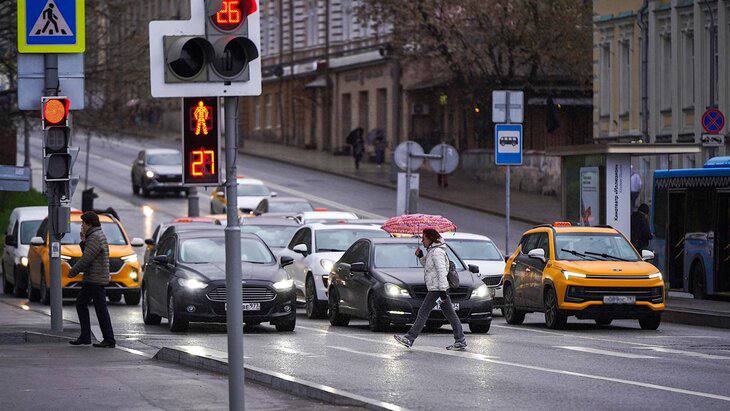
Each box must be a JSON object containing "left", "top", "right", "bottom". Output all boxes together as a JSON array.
[{"left": 651, "top": 156, "right": 730, "bottom": 299}]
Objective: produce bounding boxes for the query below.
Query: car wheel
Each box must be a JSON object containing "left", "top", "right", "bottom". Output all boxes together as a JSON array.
[
  {"left": 167, "top": 294, "right": 189, "bottom": 332},
  {"left": 27, "top": 274, "right": 40, "bottom": 302},
  {"left": 595, "top": 318, "right": 613, "bottom": 326},
  {"left": 367, "top": 294, "right": 389, "bottom": 332},
  {"left": 40, "top": 275, "right": 50, "bottom": 306},
  {"left": 691, "top": 264, "right": 706, "bottom": 300},
  {"left": 305, "top": 276, "right": 327, "bottom": 319},
  {"left": 639, "top": 314, "right": 661, "bottom": 330},
  {"left": 1, "top": 269, "right": 11, "bottom": 295},
  {"left": 124, "top": 290, "right": 141, "bottom": 305},
  {"left": 328, "top": 287, "right": 350, "bottom": 326},
  {"left": 469, "top": 321, "right": 491, "bottom": 334},
  {"left": 544, "top": 287, "right": 567, "bottom": 330},
  {"left": 141, "top": 287, "right": 161, "bottom": 325},
  {"left": 275, "top": 314, "right": 296, "bottom": 332},
  {"left": 13, "top": 268, "right": 27, "bottom": 298},
  {"left": 503, "top": 284, "right": 525, "bottom": 325},
  {"left": 108, "top": 294, "right": 122, "bottom": 303}
]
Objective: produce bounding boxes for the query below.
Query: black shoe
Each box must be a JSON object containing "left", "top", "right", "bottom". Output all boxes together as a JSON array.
[
  {"left": 92, "top": 340, "right": 116, "bottom": 348},
  {"left": 69, "top": 339, "right": 91, "bottom": 346}
]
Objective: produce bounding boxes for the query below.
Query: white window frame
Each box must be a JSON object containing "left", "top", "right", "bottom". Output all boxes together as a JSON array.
[
  {"left": 342, "top": 0, "right": 353, "bottom": 41},
  {"left": 306, "top": 0, "right": 318, "bottom": 47},
  {"left": 264, "top": 94, "right": 273, "bottom": 129}
]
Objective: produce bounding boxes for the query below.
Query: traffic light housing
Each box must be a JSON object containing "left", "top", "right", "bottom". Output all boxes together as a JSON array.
[
  {"left": 42, "top": 97, "right": 70, "bottom": 130},
  {"left": 182, "top": 97, "right": 221, "bottom": 185},
  {"left": 42, "top": 97, "right": 73, "bottom": 182}
]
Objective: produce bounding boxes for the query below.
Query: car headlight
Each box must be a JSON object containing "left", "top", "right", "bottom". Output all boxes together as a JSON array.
[
  {"left": 384, "top": 283, "right": 410, "bottom": 298},
  {"left": 145, "top": 170, "right": 155, "bottom": 178},
  {"left": 60, "top": 255, "right": 71, "bottom": 261},
  {"left": 178, "top": 278, "right": 207, "bottom": 290},
  {"left": 121, "top": 253, "right": 138, "bottom": 263},
  {"left": 472, "top": 284, "right": 492, "bottom": 299},
  {"left": 320, "top": 259, "right": 335, "bottom": 273},
  {"left": 648, "top": 272, "right": 662, "bottom": 280},
  {"left": 562, "top": 270, "right": 586, "bottom": 280},
  {"left": 273, "top": 279, "right": 294, "bottom": 290},
  {"left": 20, "top": 256, "right": 29, "bottom": 267}
]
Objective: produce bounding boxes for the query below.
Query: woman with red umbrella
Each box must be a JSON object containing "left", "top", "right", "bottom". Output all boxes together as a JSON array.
[{"left": 393, "top": 228, "right": 467, "bottom": 351}]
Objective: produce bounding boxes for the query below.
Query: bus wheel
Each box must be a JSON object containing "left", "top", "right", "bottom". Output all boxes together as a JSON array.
[{"left": 691, "top": 263, "right": 706, "bottom": 300}]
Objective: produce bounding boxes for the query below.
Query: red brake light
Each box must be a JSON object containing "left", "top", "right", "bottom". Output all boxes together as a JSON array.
[{"left": 314, "top": 208, "right": 328, "bottom": 212}]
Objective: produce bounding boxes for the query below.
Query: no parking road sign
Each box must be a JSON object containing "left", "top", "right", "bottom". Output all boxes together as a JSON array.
[
  {"left": 702, "top": 108, "right": 725, "bottom": 135},
  {"left": 17, "top": 0, "right": 85, "bottom": 53}
]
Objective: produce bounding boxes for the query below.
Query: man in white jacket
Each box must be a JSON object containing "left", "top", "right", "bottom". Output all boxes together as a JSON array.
[{"left": 394, "top": 229, "right": 467, "bottom": 350}]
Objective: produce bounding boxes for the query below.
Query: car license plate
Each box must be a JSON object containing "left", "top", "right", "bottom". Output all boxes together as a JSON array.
[
  {"left": 603, "top": 295, "right": 635, "bottom": 304},
  {"left": 225, "top": 303, "right": 261, "bottom": 311},
  {"left": 434, "top": 302, "right": 459, "bottom": 311}
]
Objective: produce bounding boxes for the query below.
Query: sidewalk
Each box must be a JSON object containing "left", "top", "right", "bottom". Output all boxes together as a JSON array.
[
  {"left": 0, "top": 298, "right": 343, "bottom": 410},
  {"left": 664, "top": 296, "right": 730, "bottom": 329},
  {"left": 240, "top": 140, "right": 561, "bottom": 225}
]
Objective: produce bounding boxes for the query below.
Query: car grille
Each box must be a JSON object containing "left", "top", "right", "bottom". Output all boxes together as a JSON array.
[
  {"left": 482, "top": 275, "right": 502, "bottom": 286},
  {"left": 66, "top": 257, "right": 124, "bottom": 273},
  {"left": 411, "top": 285, "right": 470, "bottom": 301},
  {"left": 156, "top": 174, "right": 182, "bottom": 183},
  {"left": 206, "top": 285, "right": 277, "bottom": 302},
  {"left": 565, "top": 286, "right": 664, "bottom": 303}
]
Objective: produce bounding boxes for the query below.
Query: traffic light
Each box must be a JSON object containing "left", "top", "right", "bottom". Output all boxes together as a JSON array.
[
  {"left": 182, "top": 97, "right": 220, "bottom": 185},
  {"left": 42, "top": 97, "right": 73, "bottom": 182},
  {"left": 42, "top": 97, "right": 70, "bottom": 130}
]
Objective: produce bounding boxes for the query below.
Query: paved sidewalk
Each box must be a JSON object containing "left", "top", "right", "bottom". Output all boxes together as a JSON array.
[
  {"left": 664, "top": 296, "right": 730, "bottom": 329},
  {"left": 240, "top": 140, "right": 561, "bottom": 225}
]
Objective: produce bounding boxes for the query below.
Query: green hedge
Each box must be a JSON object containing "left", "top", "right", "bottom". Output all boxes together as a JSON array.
[{"left": 0, "top": 190, "right": 47, "bottom": 254}]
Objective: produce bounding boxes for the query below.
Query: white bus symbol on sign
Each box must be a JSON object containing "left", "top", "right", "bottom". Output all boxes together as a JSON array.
[{"left": 498, "top": 130, "right": 520, "bottom": 154}]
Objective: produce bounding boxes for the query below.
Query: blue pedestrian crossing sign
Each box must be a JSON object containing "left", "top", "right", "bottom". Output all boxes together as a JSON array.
[
  {"left": 17, "top": 0, "right": 85, "bottom": 53},
  {"left": 495, "top": 124, "right": 523, "bottom": 165}
]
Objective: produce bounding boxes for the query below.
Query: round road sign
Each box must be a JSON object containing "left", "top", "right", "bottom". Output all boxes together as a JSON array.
[
  {"left": 427, "top": 144, "right": 459, "bottom": 174},
  {"left": 394, "top": 141, "right": 424, "bottom": 172},
  {"left": 702, "top": 108, "right": 725, "bottom": 135}
]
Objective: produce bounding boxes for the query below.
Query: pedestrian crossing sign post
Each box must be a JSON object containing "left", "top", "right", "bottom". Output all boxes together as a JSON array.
[{"left": 17, "top": 0, "right": 85, "bottom": 53}]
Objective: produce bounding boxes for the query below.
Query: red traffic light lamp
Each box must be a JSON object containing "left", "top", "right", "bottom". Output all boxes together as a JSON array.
[{"left": 42, "top": 97, "right": 70, "bottom": 129}]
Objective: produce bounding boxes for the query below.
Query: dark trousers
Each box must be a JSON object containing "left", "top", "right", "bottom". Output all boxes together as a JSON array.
[
  {"left": 437, "top": 173, "right": 449, "bottom": 188},
  {"left": 76, "top": 283, "right": 115, "bottom": 343},
  {"left": 406, "top": 291, "right": 465, "bottom": 343}
]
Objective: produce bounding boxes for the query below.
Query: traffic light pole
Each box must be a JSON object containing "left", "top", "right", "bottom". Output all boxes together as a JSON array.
[
  {"left": 223, "top": 96, "right": 245, "bottom": 411},
  {"left": 44, "top": 53, "right": 64, "bottom": 333}
]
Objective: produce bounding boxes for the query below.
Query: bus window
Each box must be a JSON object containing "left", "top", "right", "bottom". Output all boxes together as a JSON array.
[
  {"left": 667, "top": 191, "right": 686, "bottom": 289},
  {"left": 652, "top": 186, "right": 667, "bottom": 239}
]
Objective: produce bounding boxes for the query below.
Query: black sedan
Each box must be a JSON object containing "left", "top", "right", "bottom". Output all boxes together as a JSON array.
[
  {"left": 328, "top": 238, "right": 493, "bottom": 333},
  {"left": 141, "top": 226, "right": 297, "bottom": 332}
]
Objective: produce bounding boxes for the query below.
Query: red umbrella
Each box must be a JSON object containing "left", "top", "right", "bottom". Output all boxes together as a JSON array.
[{"left": 381, "top": 214, "right": 457, "bottom": 235}]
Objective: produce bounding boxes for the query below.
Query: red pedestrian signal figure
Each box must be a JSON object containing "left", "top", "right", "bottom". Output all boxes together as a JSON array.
[{"left": 194, "top": 101, "right": 210, "bottom": 136}]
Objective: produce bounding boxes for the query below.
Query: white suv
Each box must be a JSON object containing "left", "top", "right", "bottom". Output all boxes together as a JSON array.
[
  {"left": 2, "top": 207, "right": 47, "bottom": 297},
  {"left": 209, "top": 177, "right": 277, "bottom": 214},
  {"left": 279, "top": 223, "right": 390, "bottom": 319}
]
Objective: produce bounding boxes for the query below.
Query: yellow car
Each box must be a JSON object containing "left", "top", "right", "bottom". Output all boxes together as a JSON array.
[
  {"left": 502, "top": 223, "right": 665, "bottom": 330},
  {"left": 27, "top": 211, "right": 145, "bottom": 305}
]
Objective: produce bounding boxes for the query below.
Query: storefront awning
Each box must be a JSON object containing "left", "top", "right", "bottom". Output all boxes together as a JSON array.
[{"left": 546, "top": 143, "right": 702, "bottom": 157}]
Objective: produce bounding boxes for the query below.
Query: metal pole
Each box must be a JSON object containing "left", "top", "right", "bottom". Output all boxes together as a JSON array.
[
  {"left": 405, "top": 146, "right": 412, "bottom": 214},
  {"left": 23, "top": 116, "right": 31, "bottom": 187},
  {"left": 84, "top": 132, "right": 91, "bottom": 190},
  {"left": 505, "top": 165, "right": 511, "bottom": 256},
  {"left": 45, "top": 53, "right": 63, "bottom": 333},
  {"left": 187, "top": 187, "right": 200, "bottom": 217},
  {"left": 224, "top": 96, "right": 244, "bottom": 411}
]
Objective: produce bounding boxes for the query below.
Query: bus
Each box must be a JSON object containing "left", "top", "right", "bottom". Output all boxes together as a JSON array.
[{"left": 651, "top": 156, "right": 730, "bottom": 299}]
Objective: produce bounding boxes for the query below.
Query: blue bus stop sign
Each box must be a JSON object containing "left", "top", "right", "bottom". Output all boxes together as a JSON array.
[
  {"left": 494, "top": 124, "right": 523, "bottom": 165},
  {"left": 702, "top": 108, "right": 725, "bottom": 135}
]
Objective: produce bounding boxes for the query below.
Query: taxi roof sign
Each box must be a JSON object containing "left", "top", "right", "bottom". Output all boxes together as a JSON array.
[{"left": 17, "top": 0, "right": 85, "bottom": 53}]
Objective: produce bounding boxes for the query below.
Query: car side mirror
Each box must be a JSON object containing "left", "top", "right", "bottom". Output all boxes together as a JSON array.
[
  {"left": 350, "top": 262, "right": 366, "bottom": 272},
  {"left": 528, "top": 248, "right": 546, "bottom": 263},
  {"left": 4, "top": 235, "right": 17, "bottom": 247},
  {"left": 280, "top": 256, "right": 294, "bottom": 268},
  {"left": 641, "top": 250, "right": 655, "bottom": 261},
  {"left": 292, "top": 244, "right": 308, "bottom": 255},
  {"left": 131, "top": 238, "right": 145, "bottom": 248},
  {"left": 145, "top": 238, "right": 156, "bottom": 246},
  {"left": 153, "top": 255, "right": 170, "bottom": 265},
  {"left": 468, "top": 264, "right": 480, "bottom": 274},
  {"left": 30, "top": 236, "right": 44, "bottom": 246}
]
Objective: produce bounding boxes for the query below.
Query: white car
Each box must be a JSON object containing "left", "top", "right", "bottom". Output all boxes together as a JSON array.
[
  {"left": 209, "top": 177, "right": 277, "bottom": 214},
  {"left": 295, "top": 211, "right": 359, "bottom": 224},
  {"left": 2, "top": 207, "right": 47, "bottom": 297},
  {"left": 278, "top": 223, "right": 390, "bottom": 319},
  {"left": 441, "top": 232, "right": 506, "bottom": 310}
]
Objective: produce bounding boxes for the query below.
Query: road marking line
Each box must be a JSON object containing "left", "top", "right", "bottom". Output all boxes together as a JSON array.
[
  {"left": 557, "top": 346, "right": 657, "bottom": 359},
  {"left": 634, "top": 346, "right": 730, "bottom": 360},
  {"left": 276, "top": 346, "right": 323, "bottom": 358},
  {"left": 297, "top": 325, "right": 730, "bottom": 402},
  {"left": 329, "top": 345, "right": 397, "bottom": 360},
  {"left": 491, "top": 324, "right": 662, "bottom": 347}
]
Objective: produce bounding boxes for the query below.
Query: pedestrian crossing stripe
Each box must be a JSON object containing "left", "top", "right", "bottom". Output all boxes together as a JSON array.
[
  {"left": 29, "top": 0, "right": 74, "bottom": 37},
  {"left": 17, "top": 0, "right": 86, "bottom": 53}
]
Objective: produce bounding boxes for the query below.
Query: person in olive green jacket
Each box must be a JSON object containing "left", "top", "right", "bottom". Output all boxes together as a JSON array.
[{"left": 68, "top": 212, "right": 116, "bottom": 348}]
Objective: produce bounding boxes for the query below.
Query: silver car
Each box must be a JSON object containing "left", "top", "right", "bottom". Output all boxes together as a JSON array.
[{"left": 131, "top": 148, "right": 186, "bottom": 197}]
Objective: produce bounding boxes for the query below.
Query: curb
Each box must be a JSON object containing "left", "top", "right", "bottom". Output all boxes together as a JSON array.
[
  {"left": 154, "top": 346, "right": 405, "bottom": 411},
  {"left": 0, "top": 331, "right": 74, "bottom": 345},
  {"left": 240, "top": 149, "right": 547, "bottom": 226},
  {"left": 662, "top": 308, "right": 730, "bottom": 329}
]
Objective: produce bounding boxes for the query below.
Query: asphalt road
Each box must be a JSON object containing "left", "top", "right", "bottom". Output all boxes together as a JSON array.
[{"left": 15, "top": 132, "right": 730, "bottom": 409}]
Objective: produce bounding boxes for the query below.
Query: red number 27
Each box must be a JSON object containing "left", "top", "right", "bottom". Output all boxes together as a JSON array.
[{"left": 191, "top": 150, "right": 216, "bottom": 177}]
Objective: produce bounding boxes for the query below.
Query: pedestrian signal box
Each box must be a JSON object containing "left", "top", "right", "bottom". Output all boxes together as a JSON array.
[{"left": 182, "top": 97, "right": 220, "bottom": 185}]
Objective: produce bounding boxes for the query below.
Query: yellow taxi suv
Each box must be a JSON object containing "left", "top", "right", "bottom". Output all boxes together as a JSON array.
[
  {"left": 502, "top": 223, "right": 665, "bottom": 330},
  {"left": 27, "top": 211, "right": 145, "bottom": 305}
]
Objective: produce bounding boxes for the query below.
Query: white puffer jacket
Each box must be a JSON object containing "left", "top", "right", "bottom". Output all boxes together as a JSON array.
[{"left": 419, "top": 241, "right": 449, "bottom": 291}]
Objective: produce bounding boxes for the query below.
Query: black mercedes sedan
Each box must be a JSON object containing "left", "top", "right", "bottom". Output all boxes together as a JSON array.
[
  {"left": 141, "top": 226, "right": 297, "bottom": 332},
  {"left": 328, "top": 238, "right": 493, "bottom": 333}
]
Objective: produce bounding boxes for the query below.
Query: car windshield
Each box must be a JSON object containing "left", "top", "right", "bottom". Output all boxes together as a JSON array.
[
  {"left": 20, "top": 220, "right": 42, "bottom": 244},
  {"left": 179, "top": 237, "right": 274, "bottom": 264},
  {"left": 237, "top": 184, "right": 270, "bottom": 196},
  {"left": 147, "top": 153, "right": 181, "bottom": 165},
  {"left": 60, "top": 222, "right": 127, "bottom": 245},
  {"left": 316, "top": 229, "right": 390, "bottom": 252},
  {"left": 448, "top": 239, "right": 502, "bottom": 261},
  {"left": 268, "top": 201, "right": 313, "bottom": 214},
  {"left": 554, "top": 233, "right": 640, "bottom": 261},
  {"left": 374, "top": 244, "right": 466, "bottom": 270},
  {"left": 240, "top": 225, "right": 298, "bottom": 248}
]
